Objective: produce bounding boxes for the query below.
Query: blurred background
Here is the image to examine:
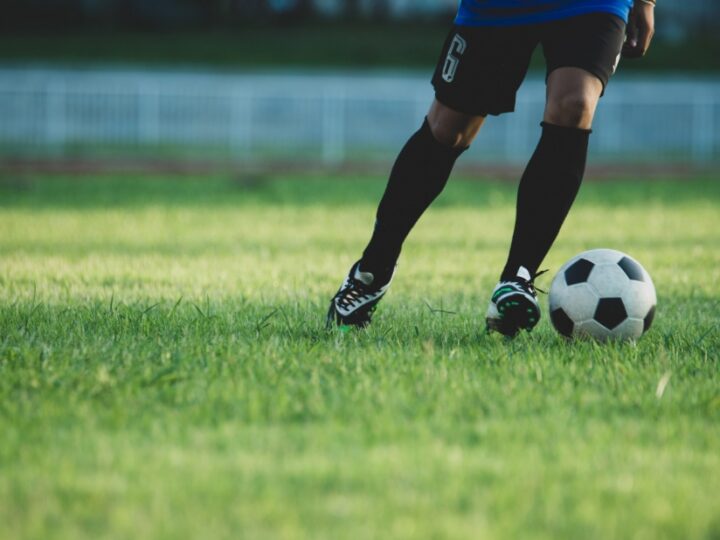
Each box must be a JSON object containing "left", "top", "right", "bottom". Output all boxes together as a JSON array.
[{"left": 1, "top": 0, "right": 718, "bottom": 171}]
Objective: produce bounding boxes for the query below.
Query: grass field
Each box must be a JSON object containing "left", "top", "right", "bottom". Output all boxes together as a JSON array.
[{"left": 1, "top": 173, "right": 719, "bottom": 539}]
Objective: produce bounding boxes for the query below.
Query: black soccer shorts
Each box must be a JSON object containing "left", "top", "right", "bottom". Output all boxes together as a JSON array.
[{"left": 431, "top": 13, "right": 626, "bottom": 116}]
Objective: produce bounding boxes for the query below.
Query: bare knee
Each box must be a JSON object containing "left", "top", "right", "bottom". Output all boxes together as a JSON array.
[
  {"left": 427, "top": 99, "right": 485, "bottom": 149},
  {"left": 544, "top": 68, "right": 603, "bottom": 129},
  {"left": 428, "top": 120, "right": 475, "bottom": 148},
  {"left": 545, "top": 92, "right": 597, "bottom": 129}
]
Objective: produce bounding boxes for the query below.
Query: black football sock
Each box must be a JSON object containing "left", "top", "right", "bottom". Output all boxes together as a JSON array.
[
  {"left": 501, "top": 122, "right": 591, "bottom": 281},
  {"left": 360, "top": 118, "right": 466, "bottom": 283}
]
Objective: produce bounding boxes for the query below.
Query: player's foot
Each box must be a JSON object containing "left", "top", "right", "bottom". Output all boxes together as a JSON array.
[
  {"left": 485, "top": 266, "right": 544, "bottom": 337},
  {"left": 326, "top": 261, "right": 394, "bottom": 329}
]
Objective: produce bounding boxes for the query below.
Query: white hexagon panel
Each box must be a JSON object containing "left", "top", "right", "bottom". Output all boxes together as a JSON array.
[{"left": 549, "top": 248, "right": 657, "bottom": 341}]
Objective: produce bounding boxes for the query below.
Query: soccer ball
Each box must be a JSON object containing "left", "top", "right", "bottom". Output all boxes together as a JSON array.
[{"left": 548, "top": 249, "right": 656, "bottom": 341}]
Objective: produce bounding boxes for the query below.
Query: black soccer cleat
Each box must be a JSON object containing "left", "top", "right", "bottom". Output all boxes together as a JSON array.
[
  {"left": 485, "top": 266, "right": 545, "bottom": 337},
  {"left": 326, "top": 261, "right": 394, "bottom": 329}
]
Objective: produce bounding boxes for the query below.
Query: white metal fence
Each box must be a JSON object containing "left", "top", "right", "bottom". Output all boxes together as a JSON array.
[{"left": 0, "top": 68, "right": 718, "bottom": 165}]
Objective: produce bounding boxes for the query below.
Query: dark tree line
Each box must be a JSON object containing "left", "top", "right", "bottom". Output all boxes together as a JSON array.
[{"left": 2, "top": 0, "right": 408, "bottom": 31}]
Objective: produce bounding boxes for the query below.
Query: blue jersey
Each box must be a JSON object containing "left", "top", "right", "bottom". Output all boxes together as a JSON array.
[{"left": 455, "top": 0, "right": 633, "bottom": 26}]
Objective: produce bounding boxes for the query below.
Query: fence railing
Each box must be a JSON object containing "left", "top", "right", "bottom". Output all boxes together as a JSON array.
[{"left": 0, "top": 68, "right": 718, "bottom": 165}]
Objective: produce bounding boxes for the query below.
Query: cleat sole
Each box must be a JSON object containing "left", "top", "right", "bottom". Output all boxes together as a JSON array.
[{"left": 487, "top": 294, "right": 540, "bottom": 337}]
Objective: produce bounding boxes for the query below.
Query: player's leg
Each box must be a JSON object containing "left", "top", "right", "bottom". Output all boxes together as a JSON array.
[
  {"left": 543, "top": 67, "right": 603, "bottom": 129},
  {"left": 487, "top": 13, "right": 626, "bottom": 336},
  {"left": 500, "top": 67, "right": 601, "bottom": 280},
  {"left": 328, "top": 23, "right": 537, "bottom": 329},
  {"left": 326, "top": 101, "right": 484, "bottom": 329},
  {"left": 360, "top": 100, "right": 485, "bottom": 281},
  {"left": 485, "top": 68, "right": 600, "bottom": 336}
]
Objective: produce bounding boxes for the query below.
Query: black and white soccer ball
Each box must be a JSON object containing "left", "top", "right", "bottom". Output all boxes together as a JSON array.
[{"left": 549, "top": 249, "right": 656, "bottom": 341}]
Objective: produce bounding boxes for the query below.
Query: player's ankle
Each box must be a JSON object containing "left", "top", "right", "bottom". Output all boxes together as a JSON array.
[
  {"left": 500, "top": 264, "right": 534, "bottom": 282},
  {"left": 358, "top": 258, "right": 395, "bottom": 287}
]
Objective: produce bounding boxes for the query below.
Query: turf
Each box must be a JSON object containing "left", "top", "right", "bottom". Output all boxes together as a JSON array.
[{"left": 0, "top": 173, "right": 718, "bottom": 539}]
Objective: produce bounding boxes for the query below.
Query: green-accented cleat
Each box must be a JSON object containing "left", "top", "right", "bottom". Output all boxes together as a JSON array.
[{"left": 485, "top": 266, "right": 545, "bottom": 337}]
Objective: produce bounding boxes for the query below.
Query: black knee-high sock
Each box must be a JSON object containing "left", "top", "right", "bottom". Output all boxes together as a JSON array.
[
  {"left": 501, "top": 122, "right": 591, "bottom": 281},
  {"left": 361, "top": 118, "right": 466, "bottom": 281}
]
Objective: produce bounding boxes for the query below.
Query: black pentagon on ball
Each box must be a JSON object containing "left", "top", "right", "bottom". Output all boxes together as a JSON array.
[
  {"left": 550, "top": 308, "right": 574, "bottom": 337},
  {"left": 594, "top": 298, "right": 627, "bottom": 330},
  {"left": 643, "top": 305, "right": 656, "bottom": 333},
  {"left": 564, "top": 258, "right": 594, "bottom": 285},
  {"left": 618, "top": 256, "right": 645, "bottom": 282}
]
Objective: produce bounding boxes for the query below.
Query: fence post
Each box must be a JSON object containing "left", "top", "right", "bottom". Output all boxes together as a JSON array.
[
  {"left": 45, "top": 80, "right": 66, "bottom": 149},
  {"left": 415, "top": 93, "right": 427, "bottom": 126},
  {"left": 138, "top": 83, "right": 160, "bottom": 145},
  {"left": 598, "top": 94, "right": 624, "bottom": 158},
  {"left": 322, "top": 86, "right": 345, "bottom": 165},
  {"left": 230, "top": 87, "right": 252, "bottom": 161},
  {"left": 691, "top": 92, "right": 714, "bottom": 163},
  {"left": 505, "top": 94, "right": 530, "bottom": 164}
]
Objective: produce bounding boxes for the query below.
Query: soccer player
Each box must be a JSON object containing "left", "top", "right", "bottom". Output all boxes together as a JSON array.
[{"left": 327, "top": 0, "right": 656, "bottom": 336}]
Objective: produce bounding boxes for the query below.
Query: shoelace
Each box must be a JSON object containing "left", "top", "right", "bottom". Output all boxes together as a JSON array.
[
  {"left": 527, "top": 269, "right": 549, "bottom": 295},
  {"left": 336, "top": 279, "right": 372, "bottom": 310}
]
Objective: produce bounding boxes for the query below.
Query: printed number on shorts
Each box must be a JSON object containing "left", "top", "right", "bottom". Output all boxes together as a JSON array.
[{"left": 442, "top": 34, "right": 467, "bottom": 83}]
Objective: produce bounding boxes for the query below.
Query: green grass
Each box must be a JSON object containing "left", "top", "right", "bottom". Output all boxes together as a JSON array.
[
  {"left": 1, "top": 23, "right": 718, "bottom": 72},
  {"left": 1, "top": 173, "right": 719, "bottom": 539}
]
